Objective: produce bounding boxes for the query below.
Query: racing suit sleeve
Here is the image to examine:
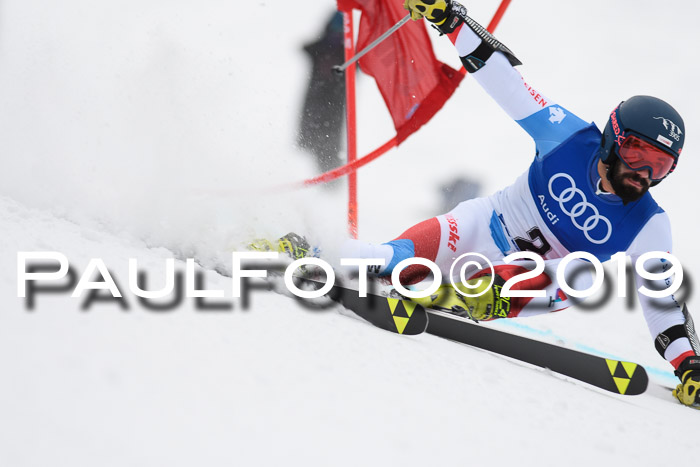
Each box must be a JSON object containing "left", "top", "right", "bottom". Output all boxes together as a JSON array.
[
  {"left": 451, "top": 23, "right": 589, "bottom": 157},
  {"left": 626, "top": 213, "right": 699, "bottom": 369}
]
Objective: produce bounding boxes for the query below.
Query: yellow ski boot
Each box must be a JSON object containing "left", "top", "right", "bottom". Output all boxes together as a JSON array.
[
  {"left": 248, "top": 232, "right": 315, "bottom": 260},
  {"left": 672, "top": 356, "right": 700, "bottom": 409},
  {"left": 410, "top": 275, "right": 509, "bottom": 322}
]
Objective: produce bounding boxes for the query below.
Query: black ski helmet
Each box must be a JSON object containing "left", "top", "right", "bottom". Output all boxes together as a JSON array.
[{"left": 600, "top": 95, "right": 685, "bottom": 184}]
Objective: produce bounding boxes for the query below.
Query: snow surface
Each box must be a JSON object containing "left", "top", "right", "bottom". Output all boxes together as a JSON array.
[{"left": 1, "top": 0, "right": 699, "bottom": 466}]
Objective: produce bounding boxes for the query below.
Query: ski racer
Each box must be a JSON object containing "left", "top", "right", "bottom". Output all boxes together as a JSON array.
[{"left": 333, "top": 0, "right": 699, "bottom": 407}]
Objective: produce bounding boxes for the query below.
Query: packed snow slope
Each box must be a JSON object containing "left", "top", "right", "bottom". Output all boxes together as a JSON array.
[{"left": 1, "top": 0, "right": 699, "bottom": 466}]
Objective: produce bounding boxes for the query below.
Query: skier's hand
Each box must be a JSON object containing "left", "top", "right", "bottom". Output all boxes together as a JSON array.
[
  {"left": 403, "top": 0, "right": 451, "bottom": 23},
  {"left": 672, "top": 356, "right": 700, "bottom": 407}
]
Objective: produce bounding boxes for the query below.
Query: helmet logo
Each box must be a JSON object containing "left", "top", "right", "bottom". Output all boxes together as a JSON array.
[
  {"left": 653, "top": 116, "right": 682, "bottom": 141},
  {"left": 610, "top": 109, "right": 626, "bottom": 146},
  {"left": 657, "top": 134, "right": 674, "bottom": 148}
]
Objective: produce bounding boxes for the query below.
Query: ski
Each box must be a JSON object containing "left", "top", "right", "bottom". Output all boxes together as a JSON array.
[
  {"left": 425, "top": 308, "right": 649, "bottom": 395},
  {"left": 317, "top": 279, "right": 649, "bottom": 394},
  {"left": 216, "top": 256, "right": 428, "bottom": 335},
  {"left": 232, "top": 244, "right": 649, "bottom": 394},
  {"left": 297, "top": 277, "right": 429, "bottom": 335},
  {"left": 282, "top": 275, "right": 649, "bottom": 394}
]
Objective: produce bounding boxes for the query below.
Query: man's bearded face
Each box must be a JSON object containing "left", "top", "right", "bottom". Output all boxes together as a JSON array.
[{"left": 608, "top": 158, "right": 651, "bottom": 205}]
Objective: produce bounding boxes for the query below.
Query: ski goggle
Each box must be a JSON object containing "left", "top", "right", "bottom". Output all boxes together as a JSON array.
[{"left": 616, "top": 134, "right": 677, "bottom": 181}]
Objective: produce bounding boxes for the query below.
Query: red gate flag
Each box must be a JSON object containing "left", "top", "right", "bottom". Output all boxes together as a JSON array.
[{"left": 337, "top": 0, "right": 463, "bottom": 144}]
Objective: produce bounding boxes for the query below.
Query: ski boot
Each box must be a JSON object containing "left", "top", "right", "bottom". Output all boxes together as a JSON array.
[
  {"left": 248, "top": 232, "right": 318, "bottom": 261},
  {"left": 409, "top": 274, "right": 509, "bottom": 322},
  {"left": 672, "top": 357, "right": 700, "bottom": 409}
]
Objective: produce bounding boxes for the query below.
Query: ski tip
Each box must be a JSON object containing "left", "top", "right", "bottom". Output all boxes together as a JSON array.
[{"left": 605, "top": 359, "right": 649, "bottom": 395}]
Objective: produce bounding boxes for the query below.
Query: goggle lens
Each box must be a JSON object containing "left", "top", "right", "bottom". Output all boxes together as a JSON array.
[{"left": 618, "top": 135, "right": 676, "bottom": 180}]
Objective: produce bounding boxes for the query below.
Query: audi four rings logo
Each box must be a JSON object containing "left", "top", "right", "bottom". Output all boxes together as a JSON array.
[{"left": 548, "top": 173, "right": 612, "bottom": 244}]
